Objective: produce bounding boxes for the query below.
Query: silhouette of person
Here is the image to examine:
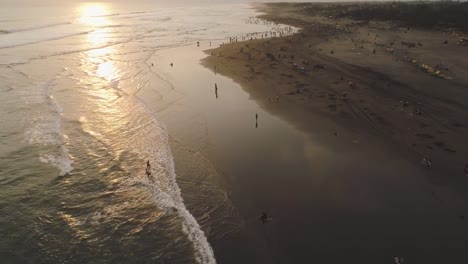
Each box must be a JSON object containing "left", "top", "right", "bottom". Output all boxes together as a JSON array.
[
  {"left": 259, "top": 212, "right": 268, "bottom": 224},
  {"left": 146, "top": 160, "right": 151, "bottom": 177}
]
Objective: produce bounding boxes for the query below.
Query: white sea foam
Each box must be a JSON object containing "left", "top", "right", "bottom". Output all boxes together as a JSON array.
[
  {"left": 39, "top": 145, "right": 74, "bottom": 175},
  {"left": 143, "top": 144, "right": 216, "bottom": 263},
  {"left": 136, "top": 171, "right": 216, "bottom": 264},
  {"left": 76, "top": 78, "right": 215, "bottom": 262},
  {"left": 142, "top": 107, "right": 216, "bottom": 263},
  {"left": 23, "top": 80, "right": 73, "bottom": 175},
  {"left": 1, "top": 3, "right": 294, "bottom": 261},
  {"left": 103, "top": 94, "right": 216, "bottom": 263}
]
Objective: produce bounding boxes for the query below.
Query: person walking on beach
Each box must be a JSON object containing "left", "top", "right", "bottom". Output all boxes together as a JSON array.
[
  {"left": 215, "top": 83, "right": 218, "bottom": 99},
  {"left": 394, "top": 256, "right": 403, "bottom": 264},
  {"left": 422, "top": 157, "right": 432, "bottom": 168},
  {"left": 259, "top": 212, "right": 268, "bottom": 224},
  {"left": 259, "top": 212, "right": 272, "bottom": 224},
  {"left": 146, "top": 160, "right": 151, "bottom": 178},
  {"left": 255, "top": 113, "right": 258, "bottom": 128}
]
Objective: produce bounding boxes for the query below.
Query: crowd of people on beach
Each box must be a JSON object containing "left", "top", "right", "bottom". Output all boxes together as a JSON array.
[
  {"left": 212, "top": 22, "right": 468, "bottom": 176},
  {"left": 142, "top": 16, "right": 468, "bottom": 240}
]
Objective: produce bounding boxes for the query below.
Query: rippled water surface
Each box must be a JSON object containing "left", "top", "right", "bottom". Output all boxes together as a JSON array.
[{"left": 0, "top": 2, "right": 286, "bottom": 263}]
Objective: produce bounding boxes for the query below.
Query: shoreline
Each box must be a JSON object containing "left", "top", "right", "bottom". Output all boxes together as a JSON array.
[
  {"left": 2, "top": 2, "right": 468, "bottom": 263},
  {"left": 198, "top": 2, "right": 468, "bottom": 263},
  {"left": 202, "top": 2, "right": 468, "bottom": 191}
]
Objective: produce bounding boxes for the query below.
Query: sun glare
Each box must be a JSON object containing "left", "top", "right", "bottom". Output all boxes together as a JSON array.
[
  {"left": 87, "top": 28, "right": 109, "bottom": 45},
  {"left": 79, "top": 3, "right": 109, "bottom": 27},
  {"left": 78, "top": 3, "right": 120, "bottom": 84},
  {"left": 97, "top": 61, "right": 118, "bottom": 81}
]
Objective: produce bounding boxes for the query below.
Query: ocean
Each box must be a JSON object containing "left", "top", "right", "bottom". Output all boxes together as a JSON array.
[{"left": 0, "top": 1, "right": 291, "bottom": 263}]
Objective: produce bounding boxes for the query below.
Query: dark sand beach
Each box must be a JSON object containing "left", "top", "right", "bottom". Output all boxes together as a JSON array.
[
  {"left": 2, "top": 1, "right": 468, "bottom": 263},
  {"left": 201, "top": 2, "right": 468, "bottom": 263}
]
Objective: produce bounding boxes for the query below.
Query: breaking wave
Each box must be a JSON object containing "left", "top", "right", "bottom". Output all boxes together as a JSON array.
[
  {"left": 0, "top": 30, "right": 92, "bottom": 49},
  {"left": 23, "top": 80, "right": 73, "bottom": 175},
  {"left": 0, "top": 22, "right": 71, "bottom": 34}
]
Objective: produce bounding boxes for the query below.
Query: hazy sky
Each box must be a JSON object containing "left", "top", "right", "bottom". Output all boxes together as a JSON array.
[
  {"left": 0, "top": 0, "right": 380, "bottom": 10},
  {"left": 0, "top": 0, "right": 325, "bottom": 5}
]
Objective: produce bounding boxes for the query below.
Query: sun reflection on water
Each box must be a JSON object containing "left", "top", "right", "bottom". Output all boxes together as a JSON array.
[
  {"left": 87, "top": 28, "right": 109, "bottom": 45},
  {"left": 79, "top": 3, "right": 120, "bottom": 84},
  {"left": 97, "top": 61, "right": 118, "bottom": 81},
  {"left": 79, "top": 3, "right": 109, "bottom": 27},
  {"left": 79, "top": 3, "right": 111, "bottom": 45}
]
